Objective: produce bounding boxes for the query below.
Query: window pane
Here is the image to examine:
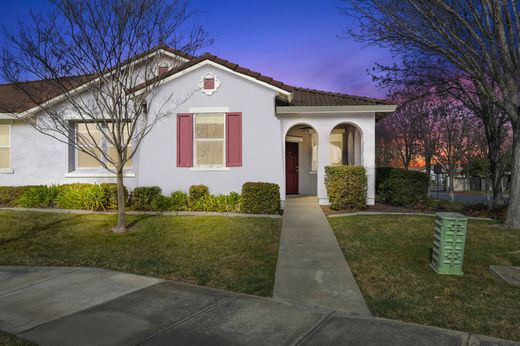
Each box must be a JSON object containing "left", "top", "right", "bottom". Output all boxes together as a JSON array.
[
  {"left": 0, "top": 148, "right": 9, "bottom": 169},
  {"left": 77, "top": 148, "right": 102, "bottom": 168},
  {"left": 196, "top": 141, "right": 224, "bottom": 166},
  {"left": 107, "top": 146, "right": 132, "bottom": 168},
  {"left": 77, "top": 123, "right": 102, "bottom": 146},
  {"left": 195, "top": 114, "right": 224, "bottom": 139},
  {"left": 0, "top": 126, "right": 9, "bottom": 147}
]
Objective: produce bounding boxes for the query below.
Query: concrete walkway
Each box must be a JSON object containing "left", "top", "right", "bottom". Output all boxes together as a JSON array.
[
  {"left": 1, "top": 266, "right": 518, "bottom": 346},
  {"left": 273, "top": 197, "right": 370, "bottom": 315}
]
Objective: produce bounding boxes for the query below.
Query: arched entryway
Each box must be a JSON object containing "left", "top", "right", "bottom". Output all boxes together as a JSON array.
[
  {"left": 329, "top": 123, "right": 363, "bottom": 166},
  {"left": 285, "top": 124, "right": 318, "bottom": 195}
]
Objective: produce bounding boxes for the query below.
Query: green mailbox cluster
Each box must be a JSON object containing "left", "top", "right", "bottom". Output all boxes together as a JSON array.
[{"left": 431, "top": 212, "right": 468, "bottom": 275}]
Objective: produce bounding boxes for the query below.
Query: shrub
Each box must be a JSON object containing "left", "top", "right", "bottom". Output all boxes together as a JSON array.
[
  {"left": 189, "top": 185, "right": 209, "bottom": 201},
  {"left": 55, "top": 184, "right": 123, "bottom": 211},
  {"left": 15, "top": 185, "right": 61, "bottom": 208},
  {"left": 150, "top": 195, "right": 172, "bottom": 211},
  {"left": 131, "top": 186, "right": 162, "bottom": 211},
  {"left": 170, "top": 191, "right": 189, "bottom": 211},
  {"left": 325, "top": 165, "right": 367, "bottom": 210},
  {"left": 0, "top": 186, "right": 34, "bottom": 207},
  {"left": 99, "top": 183, "right": 128, "bottom": 210},
  {"left": 241, "top": 182, "right": 280, "bottom": 214},
  {"left": 379, "top": 168, "right": 429, "bottom": 207},
  {"left": 375, "top": 167, "right": 394, "bottom": 195}
]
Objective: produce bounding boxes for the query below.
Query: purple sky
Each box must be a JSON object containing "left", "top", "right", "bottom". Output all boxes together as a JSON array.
[{"left": 1, "top": 0, "right": 394, "bottom": 98}]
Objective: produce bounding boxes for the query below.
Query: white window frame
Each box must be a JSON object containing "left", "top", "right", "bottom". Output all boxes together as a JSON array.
[
  {"left": 193, "top": 113, "right": 226, "bottom": 168},
  {"left": 75, "top": 123, "right": 133, "bottom": 170},
  {"left": 0, "top": 124, "right": 11, "bottom": 172}
]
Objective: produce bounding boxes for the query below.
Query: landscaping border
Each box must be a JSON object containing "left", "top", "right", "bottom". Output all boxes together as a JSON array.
[
  {"left": 327, "top": 211, "right": 494, "bottom": 221},
  {"left": 0, "top": 207, "right": 282, "bottom": 219}
]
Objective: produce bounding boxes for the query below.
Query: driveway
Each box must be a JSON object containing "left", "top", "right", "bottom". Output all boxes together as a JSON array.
[{"left": 1, "top": 266, "right": 518, "bottom": 345}]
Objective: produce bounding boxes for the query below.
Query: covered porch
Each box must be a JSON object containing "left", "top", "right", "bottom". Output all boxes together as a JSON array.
[{"left": 277, "top": 102, "right": 396, "bottom": 206}]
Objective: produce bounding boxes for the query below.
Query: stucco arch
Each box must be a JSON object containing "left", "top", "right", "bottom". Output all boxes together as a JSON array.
[
  {"left": 284, "top": 123, "right": 319, "bottom": 196},
  {"left": 328, "top": 121, "right": 364, "bottom": 166}
]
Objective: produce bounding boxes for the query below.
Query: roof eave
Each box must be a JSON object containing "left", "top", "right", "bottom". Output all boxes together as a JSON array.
[{"left": 276, "top": 105, "right": 397, "bottom": 115}]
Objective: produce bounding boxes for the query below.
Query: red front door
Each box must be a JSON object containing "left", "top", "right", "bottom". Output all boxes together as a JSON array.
[{"left": 285, "top": 142, "right": 299, "bottom": 194}]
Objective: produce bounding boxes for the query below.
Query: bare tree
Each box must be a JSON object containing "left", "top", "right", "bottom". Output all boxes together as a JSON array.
[
  {"left": 341, "top": 0, "right": 520, "bottom": 229},
  {"left": 383, "top": 89, "right": 424, "bottom": 169},
  {"left": 434, "top": 105, "right": 474, "bottom": 201},
  {"left": 0, "top": 0, "right": 209, "bottom": 232},
  {"left": 375, "top": 121, "right": 398, "bottom": 167}
]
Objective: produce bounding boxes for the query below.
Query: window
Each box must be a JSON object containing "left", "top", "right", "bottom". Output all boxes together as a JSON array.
[
  {"left": 311, "top": 132, "right": 318, "bottom": 171},
  {"left": 76, "top": 123, "right": 132, "bottom": 170},
  {"left": 329, "top": 132, "right": 343, "bottom": 165},
  {"left": 0, "top": 125, "right": 11, "bottom": 170},
  {"left": 194, "top": 113, "right": 225, "bottom": 167}
]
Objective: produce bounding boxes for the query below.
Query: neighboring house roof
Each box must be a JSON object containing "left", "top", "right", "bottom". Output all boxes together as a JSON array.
[
  {"left": 0, "top": 76, "right": 89, "bottom": 113},
  {"left": 0, "top": 47, "right": 390, "bottom": 114}
]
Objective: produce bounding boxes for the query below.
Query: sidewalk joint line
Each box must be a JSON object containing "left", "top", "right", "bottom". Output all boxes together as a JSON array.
[
  {"left": 136, "top": 293, "right": 240, "bottom": 345},
  {"left": 293, "top": 311, "right": 334, "bottom": 346}
]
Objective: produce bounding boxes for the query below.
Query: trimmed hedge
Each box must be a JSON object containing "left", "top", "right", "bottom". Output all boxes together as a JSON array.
[
  {"left": 241, "top": 182, "right": 280, "bottom": 214},
  {"left": 325, "top": 165, "right": 367, "bottom": 210},
  {"left": 377, "top": 167, "right": 429, "bottom": 207},
  {"left": 131, "top": 186, "right": 162, "bottom": 211},
  {"left": 188, "top": 185, "right": 210, "bottom": 210}
]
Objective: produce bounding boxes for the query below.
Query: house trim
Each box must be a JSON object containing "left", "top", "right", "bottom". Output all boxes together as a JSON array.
[
  {"left": 276, "top": 105, "right": 397, "bottom": 114},
  {"left": 133, "top": 60, "right": 293, "bottom": 97}
]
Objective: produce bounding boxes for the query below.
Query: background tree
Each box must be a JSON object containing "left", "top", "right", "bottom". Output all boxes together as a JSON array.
[
  {"left": 0, "top": 0, "right": 209, "bottom": 232},
  {"left": 341, "top": 0, "right": 520, "bottom": 228},
  {"left": 434, "top": 105, "right": 474, "bottom": 201}
]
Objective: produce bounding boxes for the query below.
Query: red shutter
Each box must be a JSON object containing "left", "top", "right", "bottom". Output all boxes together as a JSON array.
[
  {"left": 177, "top": 113, "right": 193, "bottom": 167},
  {"left": 226, "top": 112, "right": 242, "bottom": 167}
]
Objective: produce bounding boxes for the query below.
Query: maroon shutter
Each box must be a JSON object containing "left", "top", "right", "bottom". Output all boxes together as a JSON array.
[
  {"left": 226, "top": 112, "right": 242, "bottom": 167},
  {"left": 177, "top": 113, "right": 193, "bottom": 167}
]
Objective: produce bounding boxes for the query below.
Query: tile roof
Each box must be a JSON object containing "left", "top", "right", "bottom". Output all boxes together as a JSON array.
[
  {"left": 0, "top": 49, "right": 388, "bottom": 114},
  {"left": 279, "top": 87, "right": 388, "bottom": 107}
]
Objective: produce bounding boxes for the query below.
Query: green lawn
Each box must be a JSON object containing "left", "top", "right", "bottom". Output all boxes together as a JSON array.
[
  {"left": 0, "top": 331, "right": 34, "bottom": 346},
  {"left": 329, "top": 215, "right": 520, "bottom": 342},
  {"left": 0, "top": 211, "right": 281, "bottom": 296}
]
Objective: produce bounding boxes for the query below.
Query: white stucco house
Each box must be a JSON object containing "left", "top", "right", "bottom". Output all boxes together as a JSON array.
[{"left": 0, "top": 47, "right": 395, "bottom": 206}]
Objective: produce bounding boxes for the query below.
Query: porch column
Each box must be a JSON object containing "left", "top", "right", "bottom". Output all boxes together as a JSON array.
[
  {"left": 317, "top": 127, "right": 330, "bottom": 205},
  {"left": 364, "top": 122, "right": 376, "bottom": 206},
  {"left": 355, "top": 128, "right": 362, "bottom": 165}
]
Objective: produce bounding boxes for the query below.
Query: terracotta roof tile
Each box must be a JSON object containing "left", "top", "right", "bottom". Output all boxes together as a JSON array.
[{"left": 279, "top": 87, "right": 388, "bottom": 107}]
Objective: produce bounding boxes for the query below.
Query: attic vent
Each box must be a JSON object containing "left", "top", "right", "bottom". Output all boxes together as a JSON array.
[
  {"left": 158, "top": 66, "right": 169, "bottom": 76},
  {"left": 198, "top": 72, "right": 221, "bottom": 96}
]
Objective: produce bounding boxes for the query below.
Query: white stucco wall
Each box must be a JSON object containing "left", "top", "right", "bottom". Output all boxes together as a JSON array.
[{"left": 137, "top": 64, "right": 284, "bottom": 195}]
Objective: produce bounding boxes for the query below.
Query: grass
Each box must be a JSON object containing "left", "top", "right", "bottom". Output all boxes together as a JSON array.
[
  {"left": 329, "top": 215, "right": 520, "bottom": 342},
  {"left": 0, "top": 331, "right": 34, "bottom": 346},
  {"left": 0, "top": 211, "right": 281, "bottom": 296}
]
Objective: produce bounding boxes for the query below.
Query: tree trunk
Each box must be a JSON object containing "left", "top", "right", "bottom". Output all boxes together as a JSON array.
[
  {"left": 113, "top": 171, "right": 127, "bottom": 233},
  {"left": 448, "top": 172, "right": 455, "bottom": 202},
  {"left": 505, "top": 129, "right": 520, "bottom": 229},
  {"left": 425, "top": 154, "right": 432, "bottom": 197}
]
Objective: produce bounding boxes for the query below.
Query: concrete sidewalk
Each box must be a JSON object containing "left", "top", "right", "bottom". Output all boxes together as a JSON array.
[
  {"left": 1, "top": 266, "right": 518, "bottom": 345},
  {"left": 273, "top": 196, "right": 370, "bottom": 315}
]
